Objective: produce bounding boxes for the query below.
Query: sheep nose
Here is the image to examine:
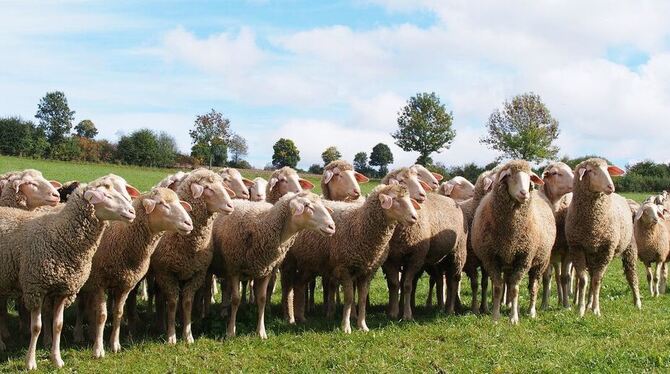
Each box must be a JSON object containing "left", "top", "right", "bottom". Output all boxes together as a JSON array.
[
  {"left": 183, "top": 220, "right": 193, "bottom": 228},
  {"left": 127, "top": 207, "right": 136, "bottom": 215},
  {"left": 351, "top": 190, "right": 360, "bottom": 198},
  {"left": 606, "top": 184, "right": 615, "bottom": 193},
  {"left": 327, "top": 223, "right": 335, "bottom": 231}
]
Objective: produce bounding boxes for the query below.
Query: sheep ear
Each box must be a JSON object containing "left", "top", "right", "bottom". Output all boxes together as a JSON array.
[
  {"left": 269, "top": 177, "right": 278, "bottom": 190},
  {"left": 388, "top": 178, "right": 399, "bottom": 186},
  {"left": 411, "top": 198, "right": 421, "bottom": 210},
  {"left": 126, "top": 185, "right": 141, "bottom": 199},
  {"left": 290, "top": 200, "right": 305, "bottom": 216},
  {"left": 607, "top": 165, "right": 625, "bottom": 176},
  {"left": 483, "top": 177, "right": 494, "bottom": 192},
  {"left": 12, "top": 179, "right": 25, "bottom": 193},
  {"left": 142, "top": 199, "right": 156, "bottom": 214},
  {"left": 578, "top": 168, "right": 589, "bottom": 181},
  {"left": 224, "top": 186, "right": 236, "bottom": 198},
  {"left": 657, "top": 208, "right": 666, "bottom": 220},
  {"left": 442, "top": 183, "right": 454, "bottom": 196},
  {"left": 299, "top": 178, "right": 314, "bottom": 190},
  {"left": 354, "top": 172, "right": 369, "bottom": 183},
  {"left": 325, "top": 206, "right": 334, "bottom": 214},
  {"left": 379, "top": 193, "right": 393, "bottom": 209},
  {"left": 84, "top": 189, "right": 106, "bottom": 204},
  {"left": 180, "top": 200, "right": 193, "bottom": 212},
  {"left": 432, "top": 172, "right": 444, "bottom": 181},
  {"left": 332, "top": 167, "right": 341, "bottom": 175},
  {"left": 499, "top": 169, "right": 511, "bottom": 180},
  {"left": 323, "top": 170, "right": 334, "bottom": 184},
  {"left": 190, "top": 183, "right": 204, "bottom": 199},
  {"left": 50, "top": 180, "right": 62, "bottom": 189},
  {"left": 419, "top": 180, "right": 433, "bottom": 192},
  {"left": 530, "top": 172, "right": 544, "bottom": 185},
  {"left": 634, "top": 208, "right": 644, "bottom": 222},
  {"left": 242, "top": 178, "right": 255, "bottom": 188}
]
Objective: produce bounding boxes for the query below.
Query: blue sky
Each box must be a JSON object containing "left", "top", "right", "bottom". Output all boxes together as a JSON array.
[{"left": 2, "top": 0, "right": 670, "bottom": 169}]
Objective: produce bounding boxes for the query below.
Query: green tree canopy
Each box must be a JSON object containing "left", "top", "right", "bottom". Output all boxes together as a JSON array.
[
  {"left": 35, "top": 91, "right": 75, "bottom": 146},
  {"left": 229, "top": 133, "right": 248, "bottom": 165},
  {"left": 353, "top": 152, "right": 368, "bottom": 171},
  {"left": 480, "top": 92, "right": 560, "bottom": 162},
  {"left": 392, "top": 92, "right": 455, "bottom": 165},
  {"left": 272, "top": 138, "right": 300, "bottom": 168},
  {"left": 321, "top": 146, "right": 342, "bottom": 165},
  {"left": 189, "top": 109, "right": 231, "bottom": 167},
  {"left": 74, "top": 119, "right": 98, "bottom": 139},
  {"left": 370, "top": 143, "right": 394, "bottom": 176},
  {"left": 0, "top": 116, "right": 48, "bottom": 158},
  {"left": 117, "top": 129, "right": 160, "bottom": 167}
]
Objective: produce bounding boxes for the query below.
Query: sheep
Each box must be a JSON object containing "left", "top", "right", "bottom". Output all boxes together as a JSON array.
[
  {"left": 0, "top": 172, "right": 18, "bottom": 197},
  {"left": 382, "top": 167, "right": 467, "bottom": 320},
  {"left": 472, "top": 160, "right": 556, "bottom": 324},
  {"left": 412, "top": 164, "right": 443, "bottom": 190},
  {"left": 218, "top": 167, "right": 253, "bottom": 200},
  {"left": 282, "top": 184, "right": 419, "bottom": 333},
  {"left": 438, "top": 176, "right": 475, "bottom": 202},
  {"left": 0, "top": 169, "right": 61, "bottom": 210},
  {"left": 74, "top": 188, "right": 194, "bottom": 358},
  {"left": 249, "top": 177, "right": 268, "bottom": 202},
  {"left": 150, "top": 169, "right": 235, "bottom": 345},
  {"left": 0, "top": 174, "right": 139, "bottom": 370},
  {"left": 266, "top": 167, "right": 314, "bottom": 204},
  {"left": 321, "top": 160, "right": 369, "bottom": 201},
  {"left": 156, "top": 171, "right": 189, "bottom": 191},
  {"left": 634, "top": 202, "right": 670, "bottom": 297},
  {"left": 538, "top": 162, "right": 574, "bottom": 309},
  {"left": 213, "top": 191, "right": 335, "bottom": 339},
  {"left": 566, "top": 158, "right": 641, "bottom": 317}
]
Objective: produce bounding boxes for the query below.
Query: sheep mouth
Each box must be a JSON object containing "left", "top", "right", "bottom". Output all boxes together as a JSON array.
[
  {"left": 319, "top": 227, "right": 336, "bottom": 236},
  {"left": 120, "top": 212, "right": 136, "bottom": 222},
  {"left": 177, "top": 228, "right": 192, "bottom": 236}
]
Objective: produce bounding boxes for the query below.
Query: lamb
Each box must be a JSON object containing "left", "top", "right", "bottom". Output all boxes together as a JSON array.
[
  {"left": 266, "top": 167, "right": 314, "bottom": 203},
  {"left": 438, "top": 176, "right": 475, "bottom": 202},
  {"left": 382, "top": 167, "right": 467, "bottom": 320},
  {"left": 321, "top": 160, "right": 369, "bottom": 201},
  {"left": 282, "top": 184, "right": 419, "bottom": 333},
  {"left": 150, "top": 169, "right": 235, "bottom": 345},
  {"left": 0, "top": 175, "right": 139, "bottom": 370},
  {"left": 249, "top": 177, "right": 268, "bottom": 202},
  {"left": 0, "top": 169, "right": 61, "bottom": 210},
  {"left": 566, "top": 158, "right": 641, "bottom": 317},
  {"left": 472, "top": 160, "right": 556, "bottom": 324},
  {"left": 633, "top": 202, "right": 669, "bottom": 297},
  {"left": 538, "top": 162, "right": 574, "bottom": 309},
  {"left": 213, "top": 192, "right": 335, "bottom": 339},
  {"left": 218, "top": 167, "right": 253, "bottom": 200},
  {"left": 74, "top": 188, "right": 194, "bottom": 358}
]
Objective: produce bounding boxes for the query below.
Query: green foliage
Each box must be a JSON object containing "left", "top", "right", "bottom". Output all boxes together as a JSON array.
[
  {"left": 50, "top": 137, "right": 82, "bottom": 161},
  {"left": 0, "top": 116, "right": 48, "bottom": 158},
  {"left": 272, "top": 138, "right": 300, "bottom": 168},
  {"left": 321, "top": 146, "right": 342, "bottom": 165},
  {"left": 35, "top": 91, "right": 75, "bottom": 146},
  {"left": 155, "top": 132, "right": 178, "bottom": 168},
  {"left": 228, "top": 133, "right": 248, "bottom": 165},
  {"left": 369, "top": 143, "right": 393, "bottom": 176},
  {"left": 74, "top": 119, "right": 98, "bottom": 139},
  {"left": 189, "top": 109, "right": 231, "bottom": 167},
  {"left": 308, "top": 163, "right": 324, "bottom": 174},
  {"left": 481, "top": 92, "right": 560, "bottom": 162},
  {"left": 116, "top": 129, "right": 176, "bottom": 168},
  {"left": 392, "top": 92, "right": 455, "bottom": 165}
]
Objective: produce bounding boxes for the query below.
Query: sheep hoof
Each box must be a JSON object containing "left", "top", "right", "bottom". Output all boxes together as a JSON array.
[
  {"left": 26, "top": 357, "right": 37, "bottom": 371},
  {"left": 167, "top": 335, "right": 177, "bottom": 345},
  {"left": 184, "top": 334, "right": 194, "bottom": 345},
  {"left": 111, "top": 342, "right": 121, "bottom": 353},
  {"left": 529, "top": 309, "right": 537, "bottom": 319},
  {"left": 93, "top": 345, "right": 105, "bottom": 359},
  {"left": 635, "top": 299, "right": 642, "bottom": 309},
  {"left": 510, "top": 317, "right": 519, "bottom": 325},
  {"left": 51, "top": 354, "right": 64, "bottom": 368},
  {"left": 342, "top": 325, "right": 352, "bottom": 334},
  {"left": 258, "top": 331, "right": 268, "bottom": 340}
]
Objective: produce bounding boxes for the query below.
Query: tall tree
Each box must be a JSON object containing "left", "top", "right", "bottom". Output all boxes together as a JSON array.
[
  {"left": 189, "top": 109, "right": 231, "bottom": 167},
  {"left": 321, "top": 146, "right": 342, "bottom": 165},
  {"left": 0, "top": 116, "right": 47, "bottom": 157},
  {"left": 228, "top": 133, "right": 248, "bottom": 165},
  {"left": 116, "top": 128, "right": 160, "bottom": 167},
  {"left": 155, "top": 132, "right": 178, "bottom": 167},
  {"left": 370, "top": 143, "right": 394, "bottom": 176},
  {"left": 480, "top": 92, "right": 560, "bottom": 162},
  {"left": 35, "top": 91, "right": 76, "bottom": 146},
  {"left": 272, "top": 138, "right": 300, "bottom": 168},
  {"left": 353, "top": 152, "right": 368, "bottom": 172},
  {"left": 74, "top": 119, "right": 98, "bottom": 139},
  {"left": 392, "top": 92, "right": 455, "bottom": 165}
]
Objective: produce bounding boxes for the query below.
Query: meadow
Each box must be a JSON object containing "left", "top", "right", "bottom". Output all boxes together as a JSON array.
[{"left": 0, "top": 155, "right": 668, "bottom": 373}]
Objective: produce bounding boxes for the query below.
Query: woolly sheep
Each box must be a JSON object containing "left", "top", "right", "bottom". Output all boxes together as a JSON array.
[
  {"left": 566, "top": 158, "right": 641, "bottom": 317},
  {"left": 213, "top": 191, "right": 335, "bottom": 339},
  {"left": 412, "top": 164, "right": 443, "bottom": 190},
  {"left": 155, "top": 171, "right": 189, "bottom": 191},
  {"left": 0, "top": 174, "right": 139, "bottom": 370},
  {"left": 321, "top": 160, "right": 369, "bottom": 201},
  {"left": 265, "top": 167, "right": 314, "bottom": 204},
  {"left": 249, "top": 177, "right": 268, "bottom": 202},
  {"left": 438, "top": 176, "right": 475, "bottom": 202},
  {"left": 57, "top": 181, "right": 80, "bottom": 203},
  {"left": 218, "top": 167, "right": 253, "bottom": 199},
  {"left": 472, "top": 160, "right": 556, "bottom": 324},
  {"left": 0, "top": 169, "right": 61, "bottom": 210},
  {"left": 633, "top": 202, "right": 669, "bottom": 297},
  {"left": 150, "top": 169, "right": 235, "bottom": 345},
  {"left": 74, "top": 188, "right": 193, "bottom": 358},
  {"left": 282, "top": 184, "right": 419, "bottom": 333}
]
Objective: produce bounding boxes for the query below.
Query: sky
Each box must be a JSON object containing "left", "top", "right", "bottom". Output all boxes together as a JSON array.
[{"left": 1, "top": 0, "right": 670, "bottom": 170}]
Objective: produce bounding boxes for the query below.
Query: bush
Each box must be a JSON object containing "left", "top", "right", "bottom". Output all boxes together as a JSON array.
[
  {"left": 308, "top": 164, "right": 324, "bottom": 175},
  {"left": 51, "top": 137, "right": 83, "bottom": 161}
]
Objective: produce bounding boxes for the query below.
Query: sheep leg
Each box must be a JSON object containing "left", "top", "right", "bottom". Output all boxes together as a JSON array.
[
  {"left": 435, "top": 271, "right": 446, "bottom": 310},
  {"left": 356, "top": 276, "right": 371, "bottom": 332},
  {"left": 645, "top": 264, "right": 654, "bottom": 297},
  {"left": 241, "top": 281, "right": 248, "bottom": 305},
  {"left": 508, "top": 282, "right": 520, "bottom": 325},
  {"left": 490, "top": 271, "right": 504, "bottom": 322},
  {"left": 146, "top": 274, "right": 156, "bottom": 315},
  {"left": 50, "top": 296, "right": 67, "bottom": 368},
  {"left": 560, "top": 258, "right": 571, "bottom": 309},
  {"left": 140, "top": 279, "right": 149, "bottom": 302},
  {"left": 402, "top": 265, "right": 421, "bottom": 321},
  {"left": 445, "top": 263, "right": 462, "bottom": 315},
  {"left": 622, "top": 244, "right": 642, "bottom": 309},
  {"left": 280, "top": 268, "right": 294, "bottom": 324},
  {"left": 110, "top": 291, "right": 129, "bottom": 353},
  {"left": 165, "top": 290, "right": 179, "bottom": 345},
  {"left": 467, "top": 268, "right": 479, "bottom": 315},
  {"left": 554, "top": 261, "right": 563, "bottom": 307},
  {"left": 26, "top": 304, "right": 42, "bottom": 371},
  {"left": 91, "top": 289, "right": 107, "bottom": 358},
  {"left": 528, "top": 267, "right": 542, "bottom": 319},
  {"left": 660, "top": 262, "right": 668, "bottom": 294},
  {"left": 253, "top": 276, "right": 271, "bottom": 339},
  {"left": 293, "top": 275, "right": 308, "bottom": 324},
  {"left": 266, "top": 269, "right": 277, "bottom": 312},
  {"left": 654, "top": 262, "right": 663, "bottom": 297},
  {"left": 341, "top": 277, "right": 354, "bottom": 334},
  {"left": 480, "top": 268, "right": 489, "bottom": 314},
  {"left": 307, "top": 278, "right": 316, "bottom": 314},
  {"left": 181, "top": 275, "right": 203, "bottom": 345},
  {"left": 125, "top": 287, "right": 139, "bottom": 337},
  {"left": 383, "top": 264, "right": 400, "bottom": 319},
  {"left": 541, "top": 265, "right": 552, "bottom": 311},
  {"left": 426, "top": 275, "right": 435, "bottom": 307},
  {"left": 589, "top": 267, "right": 605, "bottom": 317},
  {"left": 73, "top": 293, "right": 87, "bottom": 343},
  {"left": 220, "top": 278, "right": 231, "bottom": 318},
  {"left": 326, "top": 280, "right": 338, "bottom": 319},
  {"left": 0, "top": 298, "right": 9, "bottom": 340},
  {"left": 226, "top": 275, "right": 241, "bottom": 338},
  {"left": 202, "top": 274, "right": 213, "bottom": 318}
]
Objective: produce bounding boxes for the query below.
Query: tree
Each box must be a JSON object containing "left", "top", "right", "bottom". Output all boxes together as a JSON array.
[
  {"left": 272, "top": 138, "right": 300, "bottom": 168},
  {"left": 321, "top": 146, "right": 342, "bottom": 165},
  {"left": 353, "top": 152, "right": 368, "bottom": 172},
  {"left": 35, "top": 91, "right": 75, "bottom": 146},
  {"left": 0, "top": 116, "right": 48, "bottom": 158},
  {"left": 155, "top": 132, "right": 178, "bottom": 167},
  {"left": 74, "top": 119, "right": 98, "bottom": 139},
  {"left": 480, "top": 92, "right": 560, "bottom": 162},
  {"left": 116, "top": 129, "right": 160, "bottom": 167},
  {"left": 308, "top": 164, "right": 324, "bottom": 175},
  {"left": 51, "top": 137, "right": 83, "bottom": 161},
  {"left": 97, "top": 140, "right": 117, "bottom": 163},
  {"left": 228, "top": 133, "right": 248, "bottom": 165},
  {"left": 189, "top": 109, "right": 231, "bottom": 167},
  {"left": 392, "top": 92, "right": 455, "bottom": 165},
  {"left": 76, "top": 137, "right": 101, "bottom": 162},
  {"left": 370, "top": 143, "right": 394, "bottom": 176}
]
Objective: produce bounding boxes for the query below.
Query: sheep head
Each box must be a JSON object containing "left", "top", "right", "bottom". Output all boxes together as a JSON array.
[
  {"left": 142, "top": 187, "right": 194, "bottom": 235},
  {"left": 286, "top": 192, "right": 336, "bottom": 236},
  {"left": 10, "top": 169, "right": 61, "bottom": 209},
  {"left": 382, "top": 167, "right": 428, "bottom": 204},
  {"left": 218, "top": 168, "right": 253, "bottom": 200},
  {"left": 267, "top": 167, "right": 314, "bottom": 199},
  {"left": 376, "top": 184, "right": 419, "bottom": 226},
  {"left": 249, "top": 177, "right": 268, "bottom": 202},
  {"left": 574, "top": 158, "right": 624, "bottom": 195},
  {"left": 321, "top": 160, "right": 368, "bottom": 201},
  {"left": 495, "top": 160, "right": 543, "bottom": 204}
]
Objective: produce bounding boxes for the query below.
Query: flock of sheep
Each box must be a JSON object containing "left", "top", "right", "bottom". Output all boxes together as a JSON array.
[{"left": 0, "top": 157, "right": 665, "bottom": 370}]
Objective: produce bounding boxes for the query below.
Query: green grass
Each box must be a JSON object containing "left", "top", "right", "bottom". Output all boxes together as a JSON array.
[{"left": 0, "top": 155, "right": 667, "bottom": 372}]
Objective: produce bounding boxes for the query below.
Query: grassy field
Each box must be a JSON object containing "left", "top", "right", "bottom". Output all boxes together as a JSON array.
[{"left": 0, "top": 155, "right": 667, "bottom": 373}]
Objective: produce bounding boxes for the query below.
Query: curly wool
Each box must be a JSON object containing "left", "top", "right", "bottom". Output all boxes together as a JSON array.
[
  {"left": 0, "top": 169, "right": 46, "bottom": 209},
  {"left": 265, "top": 167, "right": 299, "bottom": 204},
  {"left": 320, "top": 160, "right": 354, "bottom": 200}
]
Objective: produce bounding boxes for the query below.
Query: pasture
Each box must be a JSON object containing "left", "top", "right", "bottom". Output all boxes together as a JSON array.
[{"left": 0, "top": 155, "right": 668, "bottom": 373}]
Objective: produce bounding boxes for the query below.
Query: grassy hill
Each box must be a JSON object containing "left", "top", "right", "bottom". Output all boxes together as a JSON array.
[{"left": 0, "top": 155, "right": 667, "bottom": 372}]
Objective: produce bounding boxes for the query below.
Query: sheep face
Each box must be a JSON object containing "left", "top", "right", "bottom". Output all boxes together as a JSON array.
[
  {"left": 413, "top": 165, "right": 443, "bottom": 190},
  {"left": 12, "top": 172, "right": 61, "bottom": 208},
  {"left": 386, "top": 169, "right": 428, "bottom": 204},
  {"left": 323, "top": 167, "right": 368, "bottom": 201},
  {"left": 84, "top": 181, "right": 138, "bottom": 223},
  {"left": 219, "top": 168, "right": 253, "bottom": 200},
  {"left": 269, "top": 170, "right": 314, "bottom": 198},
  {"left": 440, "top": 177, "right": 475, "bottom": 201},
  {"left": 379, "top": 188, "right": 420, "bottom": 226},
  {"left": 190, "top": 177, "right": 235, "bottom": 215},
  {"left": 576, "top": 162, "right": 624, "bottom": 195},
  {"left": 249, "top": 178, "right": 268, "bottom": 202},
  {"left": 542, "top": 162, "right": 574, "bottom": 198},
  {"left": 144, "top": 188, "right": 194, "bottom": 235},
  {"left": 288, "top": 193, "right": 336, "bottom": 236},
  {"left": 635, "top": 203, "right": 666, "bottom": 225},
  {"left": 498, "top": 167, "right": 543, "bottom": 204}
]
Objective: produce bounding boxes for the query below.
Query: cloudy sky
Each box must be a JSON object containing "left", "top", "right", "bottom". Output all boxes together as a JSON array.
[{"left": 2, "top": 0, "right": 670, "bottom": 169}]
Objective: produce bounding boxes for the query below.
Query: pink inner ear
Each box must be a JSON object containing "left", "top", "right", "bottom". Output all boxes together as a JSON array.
[
  {"left": 607, "top": 165, "right": 625, "bottom": 176},
  {"left": 50, "top": 180, "right": 62, "bottom": 188},
  {"left": 143, "top": 199, "right": 156, "bottom": 214},
  {"left": 292, "top": 202, "right": 305, "bottom": 216},
  {"left": 269, "top": 177, "right": 278, "bottom": 190},
  {"left": 443, "top": 184, "right": 454, "bottom": 195},
  {"left": 180, "top": 200, "right": 193, "bottom": 212},
  {"left": 299, "top": 179, "right": 315, "bottom": 190},
  {"left": 126, "top": 185, "right": 141, "bottom": 198},
  {"left": 190, "top": 183, "right": 204, "bottom": 198},
  {"left": 224, "top": 186, "right": 236, "bottom": 198},
  {"left": 484, "top": 178, "right": 493, "bottom": 191},
  {"left": 380, "top": 194, "right": 393, "bottom": 209},
  {"left": 323, "top": 170, "right": 334, "bottom": 184},
  {"left": 578, "top": 168, "right": 587, "bottom": 181},
  {"left": 419, "top": 180, "right": 433, "bottom": 192},
  {"left": 242, "top": 178, "right": 255, "bottom": 188},
  {"left": 432, "top": 172, "right": 444, "bottom": 181},
  {"left": 530, "top": 174, "right": 544, "bottom": 185},
  {"left": 354, "top": 172, "right": 369, "bottom": 183}
]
